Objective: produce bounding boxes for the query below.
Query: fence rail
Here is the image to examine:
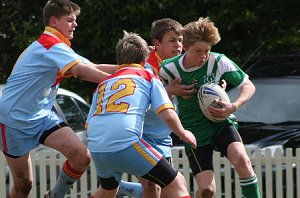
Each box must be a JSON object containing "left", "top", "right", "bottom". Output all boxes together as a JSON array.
[{"left": 1, "top": 147, "right": 299, "bottom": 198}]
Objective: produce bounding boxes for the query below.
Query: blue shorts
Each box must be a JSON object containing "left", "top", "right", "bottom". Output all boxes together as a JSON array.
[
  {"left": 0, "top": 111, "right": 64, "bottom": 157},
  {"left": 91, "top": 138, "right": 163, "bottom": 182},
  {"left": 142, "top": 135, "right": 172, "bottom": 158}
]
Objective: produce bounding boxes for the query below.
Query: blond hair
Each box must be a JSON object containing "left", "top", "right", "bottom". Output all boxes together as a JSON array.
[{"left": 182, "top": 17, "right": 221, "bottom": 48}]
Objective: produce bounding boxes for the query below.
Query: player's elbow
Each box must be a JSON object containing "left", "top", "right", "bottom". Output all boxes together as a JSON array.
[
  {"left": 69, "top": 63, "right": 84, "bottom": 78},
  {"left": 245, "top": 79, "right": 256, "bottom": 95},
  {"left": 159, "top": 108, "right": 176, "bottom": 123}
]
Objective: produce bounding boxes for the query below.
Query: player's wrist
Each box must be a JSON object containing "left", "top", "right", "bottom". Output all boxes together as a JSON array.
[{"left": 231, "top": 103, "right": 237, "bottom": 112}]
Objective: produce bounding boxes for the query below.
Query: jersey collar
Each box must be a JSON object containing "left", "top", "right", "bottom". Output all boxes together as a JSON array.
[
  {"left": 117, "top": 64, "right": 144, "bottom": 71},
  {"left": 154, "top": 51, "right": 163, "bottom": 64},
  {"left": 147, "top": 51, "right": 162, "bottom": 76},
  {"left": 44, "top": 26, "right": 71, "bottom": 47}
]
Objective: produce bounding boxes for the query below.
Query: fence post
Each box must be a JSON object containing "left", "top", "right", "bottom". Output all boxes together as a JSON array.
[
  {"left": 254, "top": 148, "right": 263, "bottom": 196},
  {"left": 285, "top": 148, "right": 294, "bottom": 198},
  {"left": 297, "top": 148, "right": 300, "bottom": 198},
  {"left": 0, "top": 153, "right": 8, "bottom": 197},
  {"left": 274, "top": 148, "right": 283, "bottom": 198}
]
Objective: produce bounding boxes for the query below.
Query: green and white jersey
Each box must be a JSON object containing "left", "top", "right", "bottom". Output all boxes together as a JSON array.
[{"left": 159, "top": 52, "right": 248, "bottom": 150}]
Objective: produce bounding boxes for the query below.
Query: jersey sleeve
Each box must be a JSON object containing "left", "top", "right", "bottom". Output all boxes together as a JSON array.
[
  {"left": 219, "top": 56, "right": 249, "bottom": 88},
  {"left": 44, "top": 43, "right": 91, "bottom": 77},
  {"left": 150, "top": 77, "right": 174, "bottom": 115}
]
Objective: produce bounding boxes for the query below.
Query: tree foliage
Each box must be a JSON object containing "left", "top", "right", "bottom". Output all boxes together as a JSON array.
[
  {"left": 0, "top": 0, "right": 44, "bottom": 82},
  {"left": 0, "top": 0, "right": 299, "bottom": 100}
]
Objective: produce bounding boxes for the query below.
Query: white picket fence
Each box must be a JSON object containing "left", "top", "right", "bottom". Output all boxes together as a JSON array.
[{"left": 0, "top": 147, "right": 299, "bottom": 198}]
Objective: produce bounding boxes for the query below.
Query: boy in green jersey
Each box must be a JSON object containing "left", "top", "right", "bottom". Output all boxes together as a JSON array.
[
  {"left": 136, "top": 18, "right": 196, "bottom": 198},
  {"left": 159, "top": 17, "right": 260, "bottom": 198}
]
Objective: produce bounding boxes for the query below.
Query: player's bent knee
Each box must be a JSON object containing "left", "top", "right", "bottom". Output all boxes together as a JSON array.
[
  {"left": 68, "top": 147, "right": 91, "bottom": 169},
  {"left": 196, "top": 187, "right": 214, "bottom": 198},
  {"left": 80, "top": 148, "right": 91, "bottom": 165},
  {"left": 201, "top": 188, "right": 214, "bottom": 198},
  {"left": 232, "top": 154, "right": 251, "bottom": 169},
  {"left": 15, "top": 177, "right": 32, "bottom": 195}
]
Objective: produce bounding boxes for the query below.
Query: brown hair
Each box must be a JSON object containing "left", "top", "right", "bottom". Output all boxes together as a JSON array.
[
  {"left": 43, "top": 0, "right": 80, "bottom": 25},
  {"left": 151, "top": 18, "right": 183, "bottom": 44}
]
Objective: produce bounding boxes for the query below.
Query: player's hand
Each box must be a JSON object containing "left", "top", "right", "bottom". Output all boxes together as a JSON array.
[
  {"left": 166, "top": 78, "right": 196, "bottom": 98},
  {"left": 180, "top": 130, "right": 197, "bottom": 149},
  {"left": 207, "top": 100, "right": 236, "bottom": 119}
]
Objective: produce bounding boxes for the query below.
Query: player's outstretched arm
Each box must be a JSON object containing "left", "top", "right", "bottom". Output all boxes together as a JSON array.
[
  {"left": 232, "top": 79, "right": 255, "bottom": 109},
  {"left": 158, "top": 109, "right": 197, "bottom": 148},
  {"left": 94, "top": 64, "right": 118, "bottom": 74},
  {"left": 69, "top": 63, "right": 110, "bottom": 83}
]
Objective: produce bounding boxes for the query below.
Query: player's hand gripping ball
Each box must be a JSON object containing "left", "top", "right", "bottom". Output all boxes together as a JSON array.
[{"left": 198, "top": 83, "right": 230, "bottom": 122}]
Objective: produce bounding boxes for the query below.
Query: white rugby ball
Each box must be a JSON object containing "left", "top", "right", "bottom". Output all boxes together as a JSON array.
[{"left": 198, "top": 83, "right": 230, "bottom": 122}]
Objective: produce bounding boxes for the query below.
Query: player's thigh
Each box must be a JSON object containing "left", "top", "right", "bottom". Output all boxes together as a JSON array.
[
  {"left": 161, "top": 171, "right": 188, "bottom": 197},
  {"left": 5, "top": 153, "right": 33, "bottom": 184},
  {"left": 43, "top": 126, "right": 87, "bottom": 156},
  {"left": 142, "top": 157, "right": 178, "bottom": 188},
  {"left": 138, "top": 156, "right": 173, "bottom": 192},
  {"left": 186, "top": 145, "right": 214, "bottom": 176},
  {"left": 213, "top": 124, "right": 242, "bottom": 157},
  {"left": 137, "top": 176, "right": 160, "bottom": 189},
  {"left": 39, "top": 111, "right": 87, "bottom": 156}
]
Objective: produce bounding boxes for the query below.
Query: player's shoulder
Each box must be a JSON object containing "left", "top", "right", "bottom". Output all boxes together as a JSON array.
[
  {"left": 142, "top": 69, "right": 159, "bottom": 81},
  {"left": 209, "top": 52, "right": 224, "bottom": 59},
  {"left": 37, "top": 33, "right": 64, "bottom": 50},
  {"left": 161, "top": 54, "right": 183, "bottom": 71},
  {"left": 163, "top": 54, "right": 183, "bottom": 65},
  {"left": 208, "top": 52, "right": 233, "bottom": 69},
  {"left": 144, "top": 63, "right": 155, "bottom": 74}
]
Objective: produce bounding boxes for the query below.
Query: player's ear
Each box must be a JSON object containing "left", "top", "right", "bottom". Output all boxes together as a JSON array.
[
  {"left": 49, "top": 16, "right": 59, "bottom": 27},
  {"left": 153, "top": 39, "right": 160, "bottom": 49}
]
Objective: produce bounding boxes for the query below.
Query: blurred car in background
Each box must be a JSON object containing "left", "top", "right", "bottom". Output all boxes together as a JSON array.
[
  {"left": 226, "top": 53, "right": 300, "bottom": 196},
  {"left": 228, "top": 53, "right": 300, "bottom": 154}
]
